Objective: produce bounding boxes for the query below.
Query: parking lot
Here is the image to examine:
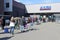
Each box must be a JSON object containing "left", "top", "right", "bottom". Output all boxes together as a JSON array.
[{"left": 0, "top": 22, "right": 60, "bottom": 40}]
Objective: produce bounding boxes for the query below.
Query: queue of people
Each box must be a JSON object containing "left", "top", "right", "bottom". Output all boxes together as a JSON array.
[
  {"left": 4, "top": 16, "right": 41, "bottom": 35},
  {"left": 40, "top": 15, "right": 55, "bottom": 22},
  {"left": 0, "top": 15, "right": 55, "bottom": 35}
]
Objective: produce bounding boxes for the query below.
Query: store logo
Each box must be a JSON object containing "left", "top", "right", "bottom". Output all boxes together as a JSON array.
[{"left": 40, "top": 6, "right": 51, "bottom": 10}]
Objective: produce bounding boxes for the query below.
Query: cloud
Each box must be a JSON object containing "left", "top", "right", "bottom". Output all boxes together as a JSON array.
[
  {"left": 17, "top": 0, "right": 33, "bottom": 4},
  {"left": 15, "top": 0, "right": 60, "bottom": 4},
  {"left": 15, "top": 0, "right": 31, "bottom": 4},
  {"left": 15, "top": 0, "right": 20, "bottom": 2}
]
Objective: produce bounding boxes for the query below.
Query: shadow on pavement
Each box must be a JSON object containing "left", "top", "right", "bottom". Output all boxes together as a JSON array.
[
  {"left": 0, "top": 28, "right": 40, "bottom": 35},
  {"left": 0, "top": 32, "right": 9, "bottom": 34},
  {"left": 0, "top": 36, "right": 14, "bottom": 40},
  {"left": 15, "top": 28, "right": 39, "bottom": 34},
  {"left": 29, "top": 28, "right": 40, "bottom": 31},
  {"left": 15, "top": 30, "right": 29, "bottom": 34}
]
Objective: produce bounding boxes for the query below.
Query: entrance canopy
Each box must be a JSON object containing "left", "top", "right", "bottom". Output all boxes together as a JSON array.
[{"left": 25, "top": 3, "right": 60, "bottom": 13}]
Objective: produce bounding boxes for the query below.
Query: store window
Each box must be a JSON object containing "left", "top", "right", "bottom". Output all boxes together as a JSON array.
[{"left": 6, "top": 3, "right": 9, "bottom": 8}]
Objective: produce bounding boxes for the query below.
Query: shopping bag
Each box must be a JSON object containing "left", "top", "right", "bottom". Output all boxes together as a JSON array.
[
  {"left": 25, "top": 24, "right": 28, "bottom": 29},
  {"left": 37, "top": 20, "right": 40, "bottom": 25},
  {"left": 26, "top": 23, "right": 31, "bottom": 30},
  {"left": 27, "top": 23, "right": 33, "bottom": 30},
  {"left": 20, "top": 25, "right": 24, "bottom": 31},
  {"left": 30, "top": 23, "right": 33, "bottom": 26},
  {"left": 34, "top": 22, "right": 37, "bottom": 25}
]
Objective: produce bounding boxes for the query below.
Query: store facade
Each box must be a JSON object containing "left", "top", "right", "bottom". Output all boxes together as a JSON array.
[
  {"left": 0, "top": 0, "right": 4, "bottom": 16},
  {"left": 4, "top": 0, "right": 26, "bottom": 17},
  {"left": 25, "top": 3, "right": 60, "bottom": 22}
]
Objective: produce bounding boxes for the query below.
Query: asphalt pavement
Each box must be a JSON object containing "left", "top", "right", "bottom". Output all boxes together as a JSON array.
[{"left": 0, "top": 22, "right": 60, "bottom": 40}]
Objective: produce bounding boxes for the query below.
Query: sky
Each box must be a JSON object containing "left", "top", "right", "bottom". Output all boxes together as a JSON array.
[{"left": 15, "top": 0, "right": 60, "bottom": 4}]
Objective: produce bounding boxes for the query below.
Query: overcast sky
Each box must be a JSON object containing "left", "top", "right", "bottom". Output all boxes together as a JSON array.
[{"left": 15, "top": 0, "right": 60, "bottom": 4}]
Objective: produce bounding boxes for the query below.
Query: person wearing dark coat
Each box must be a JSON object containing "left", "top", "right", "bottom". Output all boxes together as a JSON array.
[{"left": 1, "top": 17, "right": 5, "bottom": 29}]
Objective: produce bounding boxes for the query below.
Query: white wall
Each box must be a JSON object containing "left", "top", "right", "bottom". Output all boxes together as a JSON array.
[
  {"left": 4, "top": 0, "right": 13, "bottom": 12},
  {"left": 25, "top": 3, "right": 60, "bottom": 13}
]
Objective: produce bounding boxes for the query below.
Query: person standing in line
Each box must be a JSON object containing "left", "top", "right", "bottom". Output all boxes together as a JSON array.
[
  {"left": 30, "top": 17, "right": 34, "bottom": 26},
  {"left": 25, "top": 17, "right": 28, "bottom": 24},
  {"left": 1, "top": 16, "right": 5, "bottom": 30},
  {"left": 22, "top": 16, "right": 26, "bottom": 28},
  {"left": 9, "top": 16, "right": 15, "bottom": 35},
  {"left": 19, "top": 16, "right": 26, "bottom": 32},
  {"left": 0, "top": 18, "right": 2, "bottom": 30},
  {"left": 39, "top": 16, "right": 42, "bottom": 21},
  {"left": 43, "top": 15, "right": 46, "bottom": 22},
  {"left": 46, "top": 17, "right": 48, "bottom": 22}
]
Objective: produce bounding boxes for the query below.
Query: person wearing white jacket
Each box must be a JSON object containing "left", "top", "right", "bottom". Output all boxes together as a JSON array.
[{"left": 9, "top": 16, "right": 15, "bottom": 35}]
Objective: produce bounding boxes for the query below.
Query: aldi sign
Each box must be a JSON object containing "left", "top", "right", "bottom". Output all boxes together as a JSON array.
[{"left": 40, "top": 6, "right": 51, "bottom": 10}]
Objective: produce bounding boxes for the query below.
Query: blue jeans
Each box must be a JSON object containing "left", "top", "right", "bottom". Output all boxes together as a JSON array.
[{"left": 10, "top": 26, "right": 14, "bottom": 35}]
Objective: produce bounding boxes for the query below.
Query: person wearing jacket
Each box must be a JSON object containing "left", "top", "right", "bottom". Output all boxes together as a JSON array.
[{"left": 9, "top": 16, "right": 15, "bottom": 35}]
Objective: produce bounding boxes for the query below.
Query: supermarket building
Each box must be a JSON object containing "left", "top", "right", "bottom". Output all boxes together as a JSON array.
[
  {"left": 0, "top": 0, "right": 60, "bottom": 19},
  {"left": 25, "top": 3, "right": 60, "bottom": 16},
  {"left": 0, "top": 0, "right": 26, "bottom": 18}
]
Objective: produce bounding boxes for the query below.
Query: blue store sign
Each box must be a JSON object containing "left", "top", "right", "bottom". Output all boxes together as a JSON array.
[{"left": 40, "top": 6, "right": 51, "bottom": 10}]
